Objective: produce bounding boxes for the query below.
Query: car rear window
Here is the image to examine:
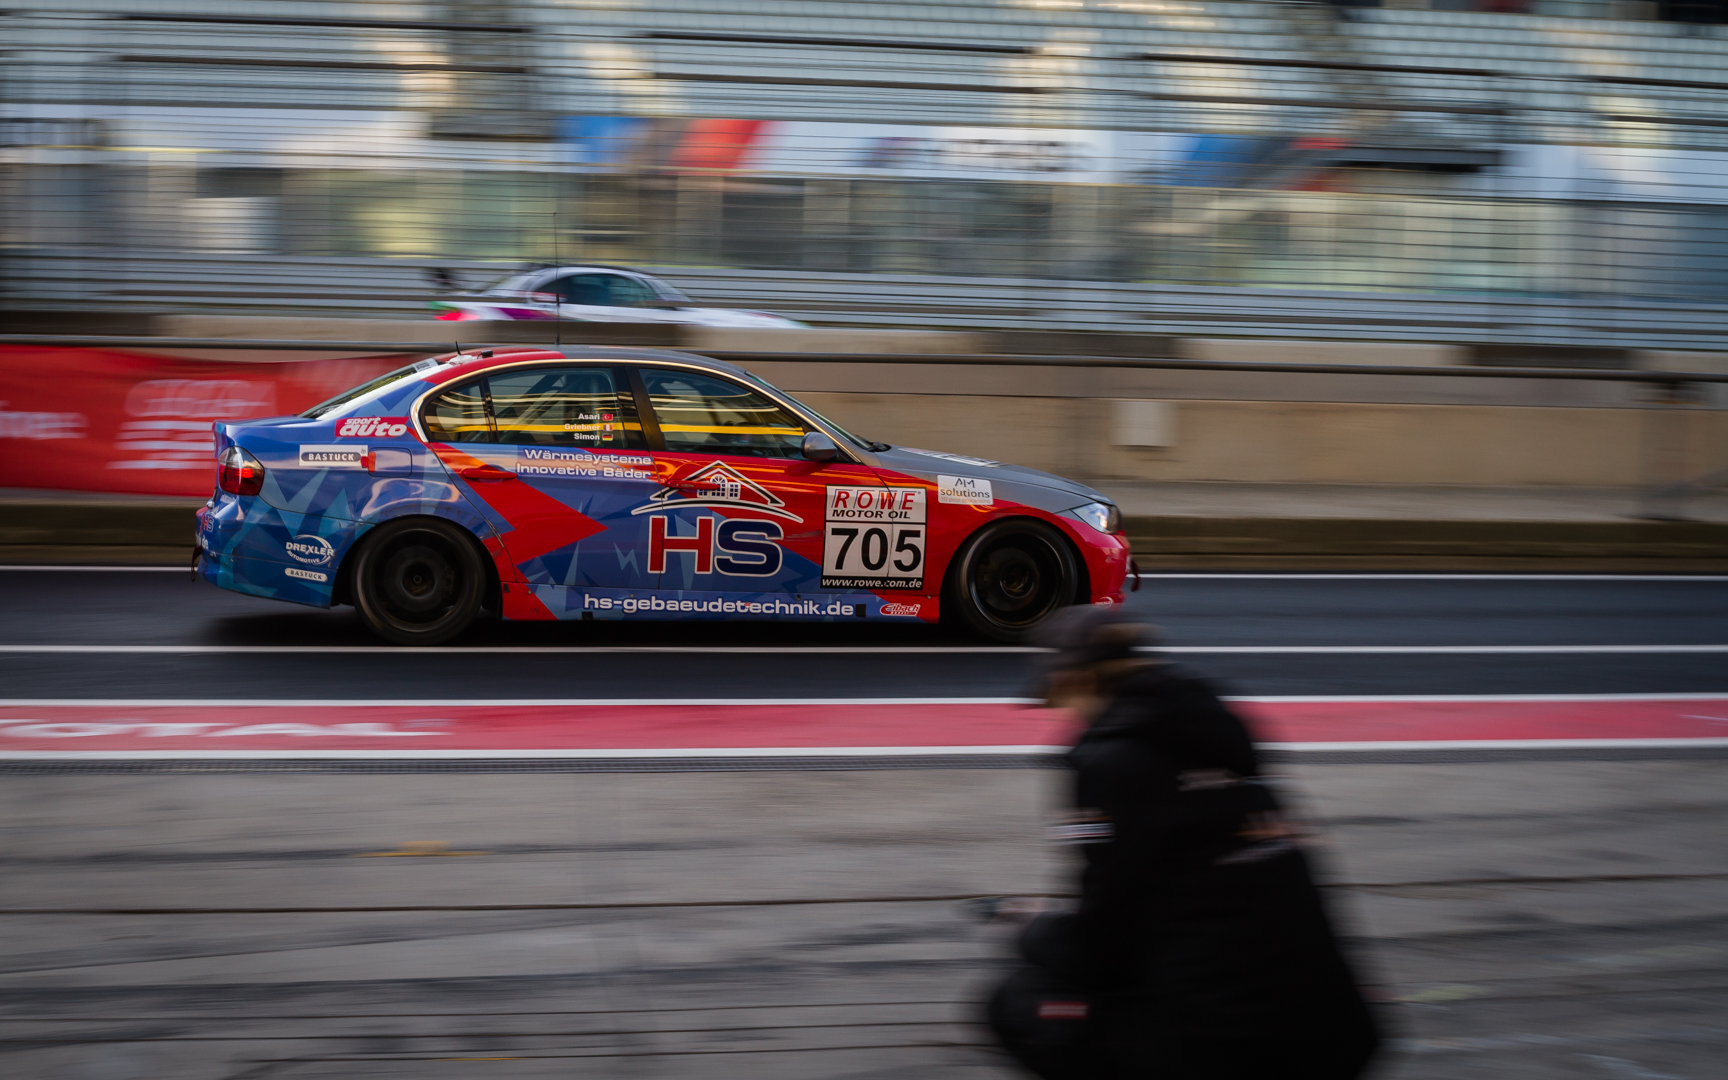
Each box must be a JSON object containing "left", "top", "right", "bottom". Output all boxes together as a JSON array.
[
  {"left": 422, "top": 379, "right": 492, "bottom": 443},
  {"left": 301, "top": 364, "right": 424, "bottom": 419}
]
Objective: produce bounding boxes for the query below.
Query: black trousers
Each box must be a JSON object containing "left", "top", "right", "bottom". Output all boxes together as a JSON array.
[{"left": 986, "top": 965, "right": 1378, "bottom": 1080}]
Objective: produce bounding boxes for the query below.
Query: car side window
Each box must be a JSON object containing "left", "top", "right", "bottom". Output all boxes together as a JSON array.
[
  {"left": 487, "top": 366, "right": 644, "bottom": 449},
  {"left": 553, "top": 274, "right": 610, "bottom": 306},
  {"left": 606, "top": 275, "right": 655, "bottom": 308},
  {"left": 422, "top": 379, "right": 492, "bottom": 443},
  {"left": 640, "top": 368, "right": 807, "bottom": 459}
]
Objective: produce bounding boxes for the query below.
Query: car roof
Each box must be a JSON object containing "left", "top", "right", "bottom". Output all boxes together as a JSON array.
[
  {"left": 419, "top": 346, "right": 752, "bottom": 387},
  {"left": 518, "top": 265, "right": 656, "bottom": 279}
]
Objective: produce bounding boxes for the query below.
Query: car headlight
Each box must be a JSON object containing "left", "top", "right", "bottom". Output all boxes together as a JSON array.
[{"left": 1070, "top": 502, "right": 1120, "bottom": 535}]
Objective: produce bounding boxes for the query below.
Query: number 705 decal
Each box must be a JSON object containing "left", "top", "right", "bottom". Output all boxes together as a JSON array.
[{"left": 821, "top": 486, "right": 927, "bottom": 591}]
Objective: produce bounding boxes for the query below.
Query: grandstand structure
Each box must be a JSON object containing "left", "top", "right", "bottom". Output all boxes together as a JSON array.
[{"left": 3, "top": 0, "right": 1728, "bottom": 343}]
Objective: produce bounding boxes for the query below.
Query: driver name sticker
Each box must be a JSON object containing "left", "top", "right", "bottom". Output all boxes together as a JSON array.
[
  {"left": 822, "top": 487, "right": 926, "bottom": 591},
  {"left": 937, "top": 475, "right": 993, "bottom": 506}
]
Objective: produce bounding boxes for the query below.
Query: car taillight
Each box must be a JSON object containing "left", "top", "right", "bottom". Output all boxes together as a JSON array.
[{"left": 218, "top": 445, "right": 265, "bottom": 496}]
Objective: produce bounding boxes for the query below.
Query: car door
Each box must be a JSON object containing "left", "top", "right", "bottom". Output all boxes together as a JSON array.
[
  {"left": 630, "top": 364, "right": 898, "bottom": 604},
  {"left": 422, "top": 365, "right": 659, "bottom": 597}
]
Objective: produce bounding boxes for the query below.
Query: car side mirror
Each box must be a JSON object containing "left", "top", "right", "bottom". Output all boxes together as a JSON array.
[{"left": 801, "top": 431, "right": 839, "bottom": 462}]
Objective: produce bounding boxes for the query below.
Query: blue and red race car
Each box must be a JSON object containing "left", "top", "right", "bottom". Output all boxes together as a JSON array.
[{"left": 196, "top": 347, "right": 1131, "bottom": 643}]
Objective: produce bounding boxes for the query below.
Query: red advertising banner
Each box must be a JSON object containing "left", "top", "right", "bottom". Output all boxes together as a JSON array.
[{"left": 0, "top": 346, "right": 412, "bottom": 497}]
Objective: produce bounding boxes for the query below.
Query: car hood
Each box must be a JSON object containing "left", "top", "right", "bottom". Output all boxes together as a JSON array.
[{"left": 867, "top": 445, "right": 1110, "bottom": 513}]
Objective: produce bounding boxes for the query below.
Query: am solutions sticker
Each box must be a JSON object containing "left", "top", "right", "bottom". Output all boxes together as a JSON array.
[{"left": 936, "top": 474, "right": 993, "bottom": 506}]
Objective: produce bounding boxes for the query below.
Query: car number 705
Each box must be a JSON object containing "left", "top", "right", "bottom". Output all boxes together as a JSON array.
[{"left": 821, "top": 486, "right": 927, "bottom": 591}]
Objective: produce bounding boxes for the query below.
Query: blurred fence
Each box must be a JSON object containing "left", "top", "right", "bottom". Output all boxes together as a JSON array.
[
  {"left": 12, "top": 251, "right": 1728, "bottom": 348},
  {"left": 5, "top": 2, "right": 1728, "bottom": 335}
]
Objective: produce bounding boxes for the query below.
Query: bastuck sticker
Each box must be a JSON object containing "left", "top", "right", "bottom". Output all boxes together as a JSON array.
[
  {"left": 937, "top": 475, "right": 993, "bottom": 506},
  {"left": 299, "top": 444, "right": 366, "bottom": 468}
]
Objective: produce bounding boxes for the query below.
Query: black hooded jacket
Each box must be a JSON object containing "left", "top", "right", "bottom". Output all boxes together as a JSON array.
[{"left": 1022, "top": 663, "right": 1378, "bottom": 1051}]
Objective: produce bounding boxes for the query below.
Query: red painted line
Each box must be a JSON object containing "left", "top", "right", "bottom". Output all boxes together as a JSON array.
[
  {"left": 1232, "top": 698, "right": 1728, "bottom": 745},
  {"left": 1, "top": 699, "right": 1726, "bottom": 755}
]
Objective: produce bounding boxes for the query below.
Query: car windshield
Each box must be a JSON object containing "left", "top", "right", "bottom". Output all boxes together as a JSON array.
[
  {"left": 300, "top": 363, "right": 427, "bottom": 419},
  {"left": 734, "top": 371, "right": 883, "bottom": 452}
]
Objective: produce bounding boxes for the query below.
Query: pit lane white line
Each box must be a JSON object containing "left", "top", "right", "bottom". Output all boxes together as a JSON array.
[
  {"left": 1, "top": 741, "right": 1723, "bottom": 762},
  {"left": 1, "top": 644, "right": 1725, "bottom": 655}
]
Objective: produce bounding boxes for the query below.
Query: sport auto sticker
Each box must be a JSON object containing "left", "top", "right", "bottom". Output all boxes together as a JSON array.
[
  {"left": 335, "top": 416, "right": 409, "bottom": 438},
  {"left": 822, "top": 486, "right": 926, "bottom": 591}
]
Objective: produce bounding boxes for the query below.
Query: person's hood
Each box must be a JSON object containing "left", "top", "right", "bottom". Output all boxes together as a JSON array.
[
  {"left": 1087, "top": 665, "right": 1261, "bottom": 778},
  {"left": 867, "top": 445, "right": 1111, "bottom": 515}
]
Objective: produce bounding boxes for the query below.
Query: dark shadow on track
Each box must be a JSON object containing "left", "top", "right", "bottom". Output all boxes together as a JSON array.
[{"left": 201, "top": 608, "right": 980, "bottom": 648}]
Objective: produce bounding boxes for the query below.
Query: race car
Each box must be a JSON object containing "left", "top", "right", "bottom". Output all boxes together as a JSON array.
[
  {"left": 195, "top": 347, "right": 1131, "bottom": 643},
  {"left": 429, "top": 265, "right": 805, "bottom": 328}
]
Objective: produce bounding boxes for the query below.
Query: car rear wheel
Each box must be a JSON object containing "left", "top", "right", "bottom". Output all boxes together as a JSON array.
[
  {"left": 352, "top": 519, "right": 485, "bottom": 645},
  {"left": 948, "top": 518, "right": 1079, "bottom": 642}
]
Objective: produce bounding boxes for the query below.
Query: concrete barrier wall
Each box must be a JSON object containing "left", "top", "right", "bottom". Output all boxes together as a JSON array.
[
  {"left": 785, "top": 392, "right": 1728, "bottom": 486},
  {"left": 727, "top": 353, "right": 1728, "bottom": 487},
  {"left": 7, "top": 318, "right": 1725, "bottom": 489}
]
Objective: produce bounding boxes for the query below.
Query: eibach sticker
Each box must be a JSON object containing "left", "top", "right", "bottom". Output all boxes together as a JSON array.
[{"left": 336, "top": 416, "right": 409, "bottom": 438}]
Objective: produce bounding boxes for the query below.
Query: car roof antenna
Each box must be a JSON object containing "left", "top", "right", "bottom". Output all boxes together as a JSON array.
[{"left": 552, "top": 187, "right": 562, "bottom": 353}]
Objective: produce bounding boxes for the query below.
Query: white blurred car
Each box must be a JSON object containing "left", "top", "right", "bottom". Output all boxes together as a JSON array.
[{"left": 429, "top": 265, "right": 805, "bottom": 328}]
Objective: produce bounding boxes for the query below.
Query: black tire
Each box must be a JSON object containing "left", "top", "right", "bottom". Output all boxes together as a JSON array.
[
  {"left": 351, "top": 518, "right": 485, "bottom": 645},
  {"left": 947, "top": 518, "right": 1080, "bottom": 642}
]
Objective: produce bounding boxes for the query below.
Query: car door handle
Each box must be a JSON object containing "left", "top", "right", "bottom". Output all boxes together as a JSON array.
[{"left": 460, "top": 465, "right": 514, "bottom": 482}]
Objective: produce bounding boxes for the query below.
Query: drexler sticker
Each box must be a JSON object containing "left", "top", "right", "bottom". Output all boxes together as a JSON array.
[{"left": 937, "top": 475, "right": 993, "bottom": 506}]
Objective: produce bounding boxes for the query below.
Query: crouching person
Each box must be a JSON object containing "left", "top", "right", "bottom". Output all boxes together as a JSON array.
[{"left": 987, "top": 606, "right": 1382, "bottom": 1080}]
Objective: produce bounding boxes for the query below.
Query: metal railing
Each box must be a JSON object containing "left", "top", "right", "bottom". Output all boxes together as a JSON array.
[{"left": 9, "top": 253, "right": 1728, "bottom": 349}]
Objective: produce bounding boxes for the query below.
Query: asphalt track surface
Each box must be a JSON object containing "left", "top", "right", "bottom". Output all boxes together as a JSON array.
[
  {"left": 3, "top": 569, "right": 1724, "bottom": 1080},
  {"left": 3, "top": 569, "right": 1727, "bottom": 699}
]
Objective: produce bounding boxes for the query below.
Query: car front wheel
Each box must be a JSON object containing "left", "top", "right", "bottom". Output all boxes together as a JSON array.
[
  {"left": 352, "top": 519, "right": 485, "bottom": 645},
  {"left": 948, "top": 518, "right": 1079, "bottom": 642}
]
